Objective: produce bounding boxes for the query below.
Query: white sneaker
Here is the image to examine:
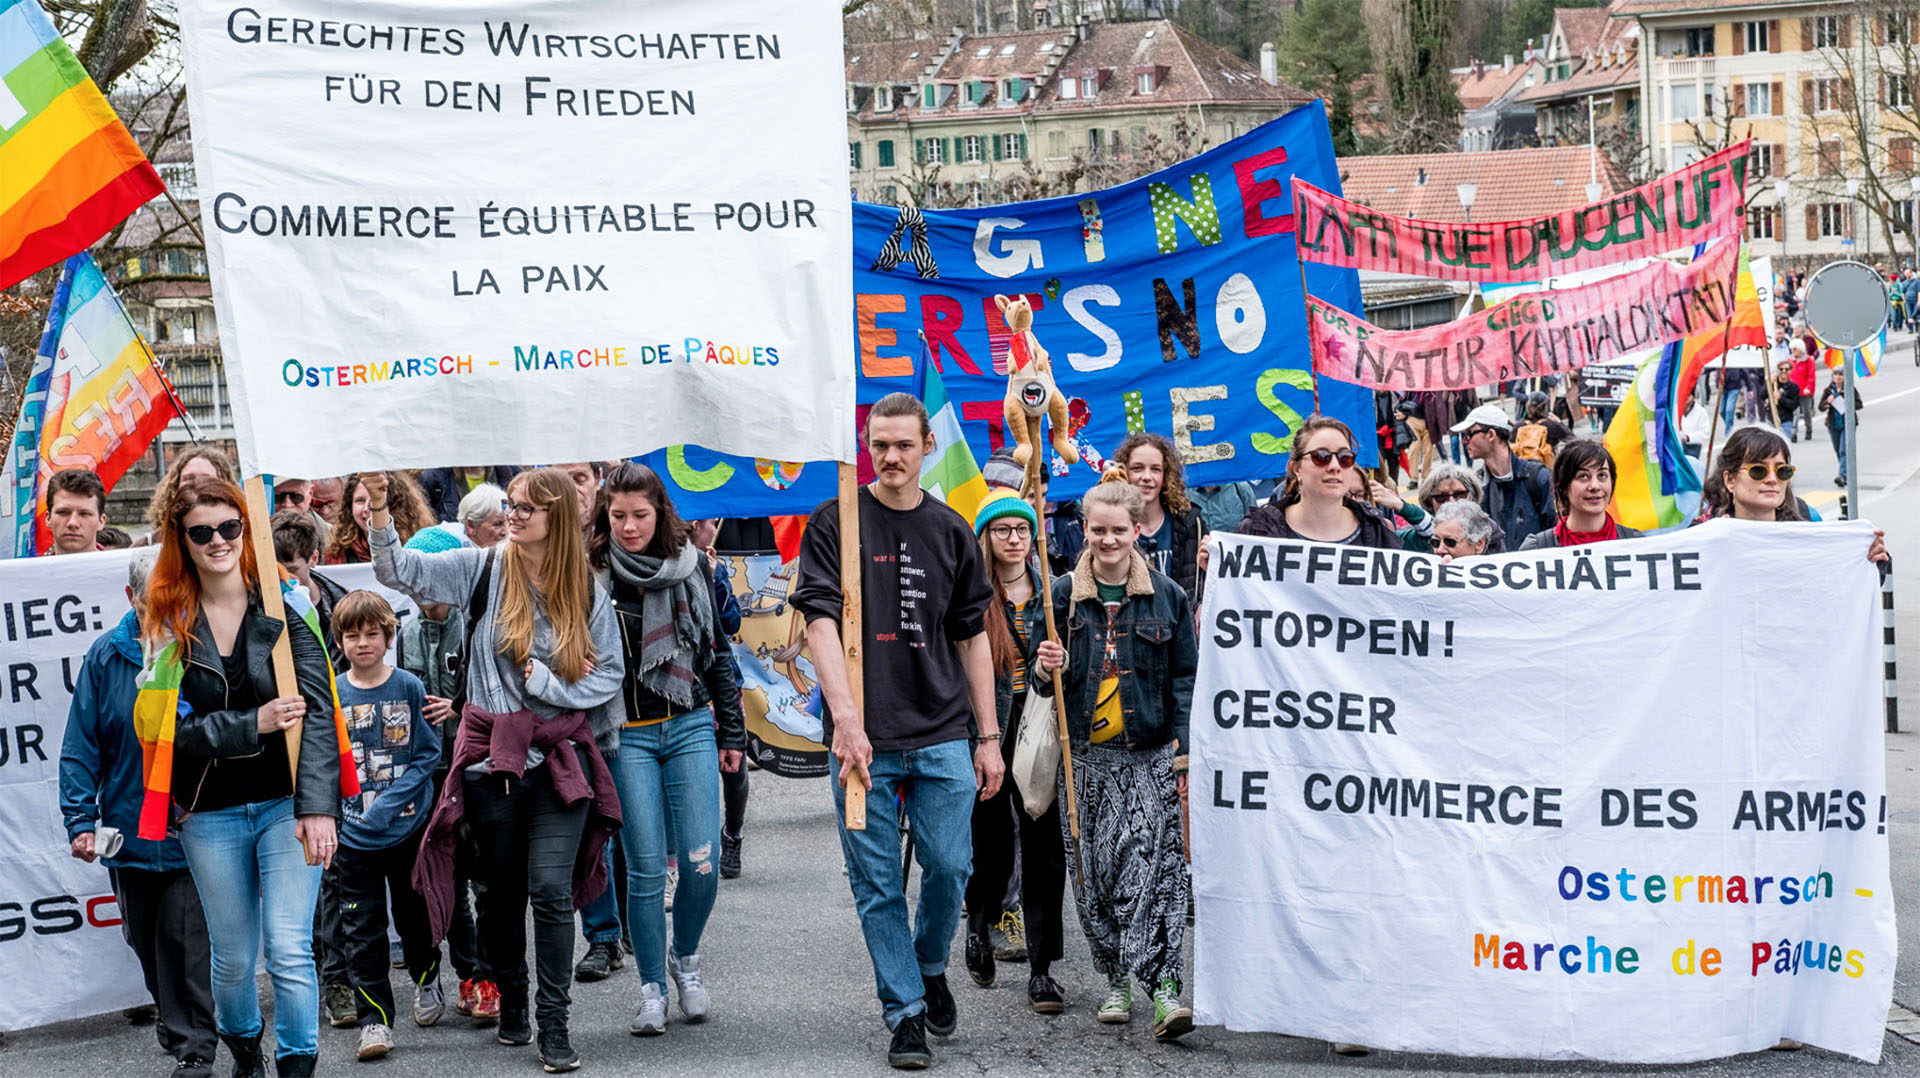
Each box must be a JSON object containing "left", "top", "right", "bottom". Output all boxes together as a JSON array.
[
  {"left": 356, "top": 1023, "right": 393, "bottom": 1061},
  {"left": 668, "top": 952, "right": 710, "bottom": 1023},
  {"left": 629, "top": 983, "right": 667, "bottom": 1036},
  {"left": 413, "top": 977, "right": 445, "bottom": 1027}
]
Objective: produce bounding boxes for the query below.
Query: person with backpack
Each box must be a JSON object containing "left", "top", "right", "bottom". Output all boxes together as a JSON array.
[
  {"left": 1453, "top": 404, "right": 1555, "bottom": 551},
  {"left": 1512, "top": 393, "right": 1566, "bottom": 469}
]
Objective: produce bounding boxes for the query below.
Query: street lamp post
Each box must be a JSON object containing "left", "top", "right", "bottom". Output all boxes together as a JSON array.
[
  {"left": 1456, "top": 182, "right": 1477, "bottom": 224},
  {"left": 1775, "top": 177, "right": 1790, "bottom": 270}
]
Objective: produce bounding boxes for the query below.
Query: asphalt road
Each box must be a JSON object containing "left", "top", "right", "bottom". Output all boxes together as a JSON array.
[{"left": 6, "top": 349, "right": 1920, "bottom": 1077}]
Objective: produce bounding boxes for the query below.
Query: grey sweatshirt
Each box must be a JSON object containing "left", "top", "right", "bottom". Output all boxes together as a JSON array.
[{"left": 370, "top": 522, "right": 625, "bottom": 756}]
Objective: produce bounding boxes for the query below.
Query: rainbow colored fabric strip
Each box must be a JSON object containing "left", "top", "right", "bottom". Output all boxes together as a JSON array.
[{"left": 0, "top": 0, "right": 164, "bottom": 287}]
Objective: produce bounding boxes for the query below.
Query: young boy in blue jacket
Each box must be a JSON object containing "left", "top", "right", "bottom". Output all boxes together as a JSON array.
[
  {"left": 59, "top": 550, "right": 216, "bottom": 1076},
  {"left": 331, "top": 590, "right": 441, "bottom": 1061}
]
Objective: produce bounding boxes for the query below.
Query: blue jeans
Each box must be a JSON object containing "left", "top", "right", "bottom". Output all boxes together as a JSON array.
[
  {"left": 829, "top": 739, "right": 976, "bottom": 1030},
  {"left": 613, "top": 707, "right": 721, "bottom": 986},
  {"left": 578, "top": 843, "right": 622, "bottom": 945},
  {"left": 1830, "top": 423, "right": 1848, "bottom": 481},
  {"left": 179, "top": 797, "right": 322, "bottom": 1058}
]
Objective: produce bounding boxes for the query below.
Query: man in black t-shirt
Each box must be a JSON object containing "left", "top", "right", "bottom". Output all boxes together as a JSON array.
[{"left": 793, "top": 392, "right": 1002, "bottom": 1070}]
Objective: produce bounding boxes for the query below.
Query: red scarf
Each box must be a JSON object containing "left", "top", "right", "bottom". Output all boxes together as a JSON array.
[{"left": 1553, "top": 516, "right": 1619, "bottom": 547}]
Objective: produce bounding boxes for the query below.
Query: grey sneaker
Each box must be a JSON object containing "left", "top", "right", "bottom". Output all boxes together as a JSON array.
[
  {"left": 355, "top": 1023, "right": 392, "bottom": 1061},
  {"left": 668, "top": 952, "right": 710, "bottom": 1023},
  {"left": 413, "top": 976, "right": 445, "bottom": 1027},
  {"left": 629, "top": 983, "right": 667, "bottom": 1036}
]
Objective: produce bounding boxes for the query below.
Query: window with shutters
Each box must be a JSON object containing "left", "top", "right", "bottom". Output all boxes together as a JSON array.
[
  {"left": 1747, "top": 206, "right": 1777, "bottom": 239},
  {"left": 850, "top": 142, "right": 861, "bottom": 169},
  {"left": 1744, "top": 21, "right": 1770, "bottom": 52},
  {"left": 1128, "top": 125, "right": 1147, "bottom": 155},
  {"left": 1812, "top": 77, "right": 1844, "bottom": 112},
  {"left": 1892, "top": 136, "right": 1915, "bottom": 170},
  {"left": 1748, "top": 143, "right": 1775, "bottom": 177},
  {"left": 922, "top": 137, "right": 945, "bottom": 163},
  {"left": 1891, "top": 73, "right": 1914, "bottom": 108},
  {"left": 1816, "top": 202, "right": 1850, "bottom": 237},
  {"left": 878, "top": 140, "right": 895, "bottom": 168},
  {"left": 961, "top": 135, "right": 984, "bottom": 162},
  {"left": 1813, "top": 15, "right": 1842, "bottom": 47},
  {"left": 876, "top": 86, "right": 894, "bottom": 112},
  {"left": 1001, "top": 133, "right": 1023, "bottom": 160},
  {"left": 1819, "top": 137, "right": 1844, "bottom": 175},
  {"left": 923, "top": 83, "right": 937, "bottom": 108},
  {"left": 1059, "top": 75, "right": 1078, "bottom": 100},
  {"left": 1744, "top": 83, "right": 1773, "bottom": 116}
]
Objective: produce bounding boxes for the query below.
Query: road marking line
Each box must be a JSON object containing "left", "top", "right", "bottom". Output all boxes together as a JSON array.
[{"left": 1867, "top": 384, "right": 1920, "bottom": 408}]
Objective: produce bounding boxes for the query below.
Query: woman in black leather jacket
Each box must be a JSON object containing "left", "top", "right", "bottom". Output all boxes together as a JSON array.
[{"left": 145, "top": 475, "right": 343, "bottom": 1078}]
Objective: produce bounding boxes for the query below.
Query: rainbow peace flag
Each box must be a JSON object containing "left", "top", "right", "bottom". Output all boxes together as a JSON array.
[
  {"left": 1822, "top": 325, "right": 1885, "bottom": 379},
  {"left": 1605, "top": 343, "right": 1701, "bottom": 532},
  {"left": 911, "top": 346, "right": 988, "bottom": 523},
  {"left": 0, "top": 0, "right": 163, "bottom": 287},
  {"left": 7, "top": 252, "right": 179, "bottom": 557}
]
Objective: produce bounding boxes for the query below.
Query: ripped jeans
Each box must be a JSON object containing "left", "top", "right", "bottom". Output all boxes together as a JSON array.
[{"left": 612, "top": 707, "right": 721, "bottom": 987}]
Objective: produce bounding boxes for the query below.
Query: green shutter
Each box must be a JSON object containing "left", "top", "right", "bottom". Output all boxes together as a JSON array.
[
  {"left": 1018, "top": 132, "right": 1027, "bottom": 158},
  {"left": 879, "top": 140, "right": 895, "bottom": 167},
  {"left": 852, "top": 142, "right": 862, "bottom": 168},
  {"left": 946, "top": 137, "right": 955, "bottom": 163},
  {"left": 915, "top": 139, "right": 924, "bottom": 164},
  {"left": 923, "top": 84, "right": 935, "bottom": 108},
  {"left": 993, "top": 134, "right": 1003, "bottom": 161}
]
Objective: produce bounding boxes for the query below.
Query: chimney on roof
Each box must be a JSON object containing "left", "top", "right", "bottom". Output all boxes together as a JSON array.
[
  {"left": 1260, "top": 41, "right": 1278, "bottom": 86},
  {"left": 1503, "top": 53, "right": 1513, "bottom": 71},
  {"left": 1416, "top": 167, "right": 1427, "bottom": 185},
  {"left": 1473, "top": 59, "right": 1485, "bottom": 79}
]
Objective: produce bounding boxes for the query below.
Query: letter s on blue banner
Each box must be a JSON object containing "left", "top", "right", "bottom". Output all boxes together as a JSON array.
[{"left": 638, "top": 102, "right": 1373, "bottom": 518}]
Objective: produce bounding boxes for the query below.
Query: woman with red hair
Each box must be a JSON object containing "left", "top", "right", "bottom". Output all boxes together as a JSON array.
[{"left": 144, "top": 475, "right": 344, "bottom": 1078}]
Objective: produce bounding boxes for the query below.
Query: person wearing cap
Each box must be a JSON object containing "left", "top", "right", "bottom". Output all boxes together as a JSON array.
[
  {"left": 962, "top": 489, "right": 1069, "bottom": 1015},
  {"left": 60, "top": 550, "right": 217, "bottom": 1077},
  {"left": 1451, "top": 403, "right": 1555, "bottom": 551}
]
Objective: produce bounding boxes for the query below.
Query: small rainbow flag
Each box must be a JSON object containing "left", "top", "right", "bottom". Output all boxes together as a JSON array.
[
  {"left": 7, "top": 252, "right": 179, "bottom": 556},
  {"left": 1821, "top": 325, "right": 1885, "bottom": 379},
  {"left": 0, "top": 0, "right": 164, "bottom": 288},
  {"left": 912, "top": 341, "right": 988, "bottom": 523},
  {"left": 1605, "top": 343, "right": 1702, "bottom": 532}
]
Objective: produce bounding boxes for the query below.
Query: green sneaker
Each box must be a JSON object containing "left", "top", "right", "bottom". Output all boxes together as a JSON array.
[
  {"left": 1151, "top": 978, "right": 1193, "bottom": 1041},
  {"left": 1096, "top": 974, "right": 1132, "bottom": 1024}
]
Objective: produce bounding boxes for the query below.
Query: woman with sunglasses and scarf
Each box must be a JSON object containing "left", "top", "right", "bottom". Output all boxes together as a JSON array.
[
  {"left": 368, "top": 467, "right": 624, "bottom": 1073},
  {"left": 1517, "top": 439, "right": 1644, "bottom": 550},
  {"left": 1235, "top": 417, "right": 1400, "bottom": 550},
  {"left": 1699, "top": 428, "right": 1890, "bottom": 564},
  {"left": 143, "top": 475, "right": 345, "bottom": 1078}
]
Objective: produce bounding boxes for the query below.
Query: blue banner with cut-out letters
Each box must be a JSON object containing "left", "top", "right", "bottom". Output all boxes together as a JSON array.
[{"left": 638, "top": 101, "right": 1372, "bottom": 519}]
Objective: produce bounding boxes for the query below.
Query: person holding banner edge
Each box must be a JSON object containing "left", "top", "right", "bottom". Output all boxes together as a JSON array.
[
  {"left": 143, "top": 474, "right": 347, "bottom": 1078},
  {"left": 367, "top": 467, "right": 626, "bottom": 1075},
  {"left": 1033, "top": 476, "right": 1198, "bottom": 1042},
  {"left": 1700, "top": 427, "right": 1889, "bottom": 566},
  {"left": 792, "top": 392, "right": 1003, "bottom": 1071}
]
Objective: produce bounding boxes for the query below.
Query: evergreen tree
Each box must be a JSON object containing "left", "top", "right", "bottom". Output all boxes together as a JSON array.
[{"left": 1275, "top": 0, "right": 1371, "bottom": 154}]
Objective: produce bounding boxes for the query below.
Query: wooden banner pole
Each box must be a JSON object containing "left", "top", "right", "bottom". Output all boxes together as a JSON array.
[
  {"left": 242, "top": 476, "right": 300, "bottom": 783},
  {"left": 838, "top": 462, "right": 867, "bottom": 831},
  {"left": 1019, "top": 422, "right": 1083, "bottom": 885}
]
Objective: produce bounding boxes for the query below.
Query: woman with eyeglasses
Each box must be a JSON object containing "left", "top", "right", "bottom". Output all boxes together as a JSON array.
[
  {"left": 1700, "top": 427, "right": 1889, "bottom": 563},
  {"left": 584, "top": 464, "right": 744, "bottom": 1038},
  {"left": 1517, "top": 439, "right": 1643, "bottom": 550},
  {"left": 1234, "top": 417, "right": 1400, "bottom": 550},
  {"left": 144, "top": 475, "right": 345, "bottom": 1078},
  {"left": 368, "top": 467, "right": 625, "bottom": 1073},
  {"left": 1431, "top": 500, "right": 1496, "bottom": 562},
  {"left": 325, "top": 471, "right": 433, "bottom": 564},
  {"left": 962, "top": 490, "right": 1070, "bottom": 1014},
  {"left": 1363, "top": 463, "right": 1482, "bottom": 553}
]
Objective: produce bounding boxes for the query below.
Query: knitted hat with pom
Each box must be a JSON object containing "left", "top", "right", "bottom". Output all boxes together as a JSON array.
[{"left": 972, "top": 488, "right": 1039, "bottom": 536}]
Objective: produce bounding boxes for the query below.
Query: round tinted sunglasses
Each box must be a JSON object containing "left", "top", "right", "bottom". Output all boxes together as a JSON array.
[
  {"left": 185, "top": 518, "right": 244, "bottom": 545},
  {"left": 1743, "top": 463, "right": 1795, "bottom": 481}
]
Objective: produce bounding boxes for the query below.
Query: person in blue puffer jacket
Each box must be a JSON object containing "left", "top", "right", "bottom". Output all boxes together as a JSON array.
[{"left": 59, "top": 550, "right": 216, "bottom": 1077}]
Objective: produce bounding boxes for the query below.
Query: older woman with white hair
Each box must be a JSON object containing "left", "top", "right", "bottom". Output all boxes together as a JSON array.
[
  {"left": 455, "top": 483, "right": 509, "bottom": 547},
  {"left": 1365, "top": 463, "right": 1483, "bottom": 554},
  {"left": 1432, "top": 500, "right": 1495, "bottom": 563}
]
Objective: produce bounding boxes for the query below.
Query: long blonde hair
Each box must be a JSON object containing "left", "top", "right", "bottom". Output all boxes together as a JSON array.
[{"left": 496, "top": 467, "right": 595, "bottom": 684}]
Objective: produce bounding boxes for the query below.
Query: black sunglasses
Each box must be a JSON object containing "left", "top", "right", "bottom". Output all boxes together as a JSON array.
[
  {"left": 1303, "top": 448, "right": 1357, "bottom": 469},
  {"left": 184, "top": 518, "right": 244, "bottom": 545}
]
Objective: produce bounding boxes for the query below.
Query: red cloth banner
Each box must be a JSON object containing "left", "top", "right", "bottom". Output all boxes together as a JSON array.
[
  {"left": 1293, "top": 143, "right": 1750, "bottom": 283},
  {"left": 1310, "top": 241, "right": 1740, "bottom": 391}
]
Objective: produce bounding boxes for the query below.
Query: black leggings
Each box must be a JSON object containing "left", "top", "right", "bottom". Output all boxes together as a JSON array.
[
  {"left": 966, "top": 703, "right": 1066, "bottom": 974},
  {"left": 722, "top": 763, "right": 749, "bottom": 836},
  {"left": 464, "top": 757, "right": 588, "bottom": 1029}
]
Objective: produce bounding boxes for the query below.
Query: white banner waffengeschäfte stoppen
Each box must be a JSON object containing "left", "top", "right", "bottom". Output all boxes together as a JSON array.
[
  {"left": 1191, "top": 519, "right": 1893, "bottom": 1063},
  {"left": 177, "top": 0, "right": 855, "bottom": 478}
]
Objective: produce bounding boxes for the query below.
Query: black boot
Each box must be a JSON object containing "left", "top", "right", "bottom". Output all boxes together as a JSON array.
[
  {"left": 219, "top": 1032, "right": 264, "bottom": 1078},
  {"left": 537, "top": 1022, "right": 581, "bottom": 1073},
  {"left": 497, "top": 987, "right": 533, "bottom": 1046},
  {"left": 274, "top": 1054, "right": 316, "bottom": 1077}
]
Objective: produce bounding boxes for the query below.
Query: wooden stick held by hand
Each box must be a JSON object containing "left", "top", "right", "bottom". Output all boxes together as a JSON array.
[
  {"left": 243, "top": 477, "right": 300, "bottom": 783},
  {"left": 837, "top": 462, "right": 868, "bottom": 831}
]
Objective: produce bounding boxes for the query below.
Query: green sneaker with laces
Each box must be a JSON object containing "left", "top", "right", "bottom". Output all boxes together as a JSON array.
[
  {"left": 1152, "top": 978, "right": 1193, "bottom": 1041},
  {"left": 1096, "top": 974, "right": 1132, "bottom": 1024}
]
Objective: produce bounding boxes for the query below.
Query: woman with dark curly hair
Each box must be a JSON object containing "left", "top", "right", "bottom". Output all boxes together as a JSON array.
[
  {"left": 324, "top": 472, "right": 432, "bottom": 564},
  {"left": 1110, "top": 432, "right": 1205, "bottom": 599}
]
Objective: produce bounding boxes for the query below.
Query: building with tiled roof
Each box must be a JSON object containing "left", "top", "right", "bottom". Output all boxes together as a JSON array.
[
  {"left": 1338, "top": 145, "right": 1632, "bottom": 223},
  {"left": 1515, "top": 4, "right": 1643, "bottom": 148},
  {"left": 1613, "top": 0, "right": 1918, "bottom": 266},
  {"left": 1454, "top": 55, "right": 1543, "bottom": 150},
  {"left": 845, "top": 19, "right": 1313, "bottom": 204}
]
